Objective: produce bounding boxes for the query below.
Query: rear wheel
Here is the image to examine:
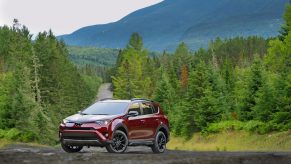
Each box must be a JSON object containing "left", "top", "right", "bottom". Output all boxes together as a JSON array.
[
  {"left": 151, "top": 131, "right": 167, "bottom": 153},
  {"left": 61, "top": 143, "right": 83, "bottom": 153},
  {"left": 106, "top": 130, "right": 128, "bottom": 153}
]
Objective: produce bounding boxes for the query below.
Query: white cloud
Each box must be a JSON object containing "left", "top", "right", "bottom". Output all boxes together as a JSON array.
[{"left": 0, "top": 0, "right": 163, "bottom": 35}]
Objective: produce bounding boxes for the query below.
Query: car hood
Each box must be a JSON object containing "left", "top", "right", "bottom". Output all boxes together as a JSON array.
[{"left": 65, "top": 114, "right": 121, "bottom": 123}]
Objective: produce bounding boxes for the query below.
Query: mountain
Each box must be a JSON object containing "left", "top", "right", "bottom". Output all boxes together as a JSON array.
[{"left": 58, "top": 0, "right": 288, "bottom": 51}]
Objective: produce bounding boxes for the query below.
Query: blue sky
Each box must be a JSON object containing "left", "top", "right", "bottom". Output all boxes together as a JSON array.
[{"left": 0, "top": 0, "right": 163, "bottom": 35}]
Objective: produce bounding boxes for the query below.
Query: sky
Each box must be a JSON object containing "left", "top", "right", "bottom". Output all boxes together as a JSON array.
[{"left": 0, "top": 0, "right": 163, "bottom": 36}]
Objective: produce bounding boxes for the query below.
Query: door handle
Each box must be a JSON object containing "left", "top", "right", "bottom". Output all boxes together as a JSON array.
[{"left": 140, "top": 119, "right": 146, "bottom": 123}]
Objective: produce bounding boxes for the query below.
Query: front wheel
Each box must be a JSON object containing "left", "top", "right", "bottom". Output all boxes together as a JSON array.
[
  {"left": 61, "top": 143, "right": 83, "bottom": 153},
  {"left": 151, "top": 131, "right": 167, "bottom": 153},
  {"left": 106, "top": 130, "right": 128, "bottom": 153}
]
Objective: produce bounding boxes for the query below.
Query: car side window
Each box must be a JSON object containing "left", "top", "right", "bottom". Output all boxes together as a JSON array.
[
  {"left": 141, "top": 102, "right": 153, "bottom": 115},
  {"left": 128, "top": 103, "right": 141, "bottom": 115},
  {"left": 152, "top": 104, "right": 159, "bottom": 113}
]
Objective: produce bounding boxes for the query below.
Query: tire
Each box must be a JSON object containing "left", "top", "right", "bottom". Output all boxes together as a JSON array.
[
  {"left": 151, "top": 131, "right": 167, "bottom": 153},
  {"left": 61, "top": 143, "right": 83, "bottom": 153},
  {"left": 106, "top": 130, "right": 128, "bottom": 153}
]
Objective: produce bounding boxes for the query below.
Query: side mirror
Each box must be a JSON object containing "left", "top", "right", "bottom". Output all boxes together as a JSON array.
[{"left": 127, "top": 111, "right": 139, "bottom": 117}]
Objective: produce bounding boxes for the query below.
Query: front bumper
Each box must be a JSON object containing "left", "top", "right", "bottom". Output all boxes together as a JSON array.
[
  {"left": 59, "top": 123, "right": 112, "bottom": 146},
  {"left": 61, "top": 138, "right": 113, "bottom": 146}
]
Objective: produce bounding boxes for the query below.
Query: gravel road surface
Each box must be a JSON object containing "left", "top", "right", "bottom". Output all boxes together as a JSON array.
[
  {"left": 0, "top": 144, "right": 290, "bottom": 164},
  {"left": 96, "top": 83, "right": 113, "bottom": 101}
]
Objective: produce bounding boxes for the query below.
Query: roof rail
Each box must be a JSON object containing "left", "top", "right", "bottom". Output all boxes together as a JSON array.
[
  {"left": 99, "top": 98, "right": 115, "bottom": 101},
  {"left": 131, "top": 98, "right": 153, "bottom": 102}
]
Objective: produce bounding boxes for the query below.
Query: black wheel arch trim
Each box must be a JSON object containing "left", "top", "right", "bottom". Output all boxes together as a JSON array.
[
  {"left": 113, "top": 123, "right": 128, "bottom": 136},
  {"left": 155, "top": 124, "right": 170, "bottom": 142}
]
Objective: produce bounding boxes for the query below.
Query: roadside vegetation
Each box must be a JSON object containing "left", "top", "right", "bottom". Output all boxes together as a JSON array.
[{"left": 168, "top": 131, "right": 291, "bottom": 151}]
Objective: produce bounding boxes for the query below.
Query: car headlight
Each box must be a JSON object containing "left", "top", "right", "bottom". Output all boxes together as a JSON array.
[
  {"left": 62, "top": 119, "right": 69, "bottom": 124},
  {"left": 95, "top": 120, "right": 109, "bottom": 125}
]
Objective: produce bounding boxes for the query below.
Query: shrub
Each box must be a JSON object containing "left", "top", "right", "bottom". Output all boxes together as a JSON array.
[
  {"left": 244, "top": 120, "right": 264, "bottom": 132},
  {"left": 5, "top": 128, "right": 21, "bottom": 140},
  {"left": 20, "top": 132, "right": 38, "bottom": 142},
  {"left": 0, "top": 129, "right": 5, "bottom": 138},
  {"left": 203, "top": 120, "right": 244, "bottom": 134}
]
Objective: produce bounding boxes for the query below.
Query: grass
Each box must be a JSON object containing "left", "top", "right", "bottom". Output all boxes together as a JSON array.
[
  {"left": 167, "top": 131, "right": 291, "bottom": 151},
  {"left": 0, "top": 138, "right": 49, "bottom": 149},
  {"left": 0, "top": 139, "right": 11, "bottom": 148}
]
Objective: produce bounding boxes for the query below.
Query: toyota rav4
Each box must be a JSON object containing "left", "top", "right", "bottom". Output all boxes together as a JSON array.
[{"left": 59, "top": 98, "right": 170, "bottom": 153}]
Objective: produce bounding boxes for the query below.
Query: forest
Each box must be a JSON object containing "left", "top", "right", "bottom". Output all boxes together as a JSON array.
[
  {"left": 0, "top": 20, "right": 101, "bottom": 144},
  {"left": 0, "top": 4, "right": 290, "bottom": 144},
  {"left": 112, "top": 5, "right": 291, "bottom": 138}
]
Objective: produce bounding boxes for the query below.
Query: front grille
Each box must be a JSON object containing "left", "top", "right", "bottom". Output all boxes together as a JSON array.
[
  {"left": 62, "top": 132, "right": 97, "bottom": 139},
  {"left": 64, "top": 127, "right": 94, "bottom": 130},
  {"left": 63, "top": 137, "right": 98, "bottom": 140}
]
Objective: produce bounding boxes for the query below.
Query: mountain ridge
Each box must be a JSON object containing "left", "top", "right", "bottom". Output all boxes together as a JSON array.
[{"left": 58, "top": 0, "right": 288, "bottom": 51}]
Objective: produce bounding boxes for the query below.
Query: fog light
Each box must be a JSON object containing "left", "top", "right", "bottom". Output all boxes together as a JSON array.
[{"left": 103, "top": 132, "right": 108, "bottom": 138}]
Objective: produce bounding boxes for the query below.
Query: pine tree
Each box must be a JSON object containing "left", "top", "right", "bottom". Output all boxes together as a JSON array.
[
  {"left": 112, "top": 33, "right": 151, "bottom": 99},
  {"left": 180, "top": 64, "right": 189, "bottom": 89},
  {"left": 237, "top": 57, "right": 263, "bottom": 121},
  {"left": 173, "top": 42, "right": 191, "bottom": 79},
  {"left": 154, "top": 72, "right": 174, "bottom": 114},
  {"left": 173, "top": 60, "right": 222, "bottom": 135},
  {"left": 126, "top": 32, "right": 143, "bottom": 51},
  {"left": 279, "top": 3, "right": 291, "bottom": 41}
]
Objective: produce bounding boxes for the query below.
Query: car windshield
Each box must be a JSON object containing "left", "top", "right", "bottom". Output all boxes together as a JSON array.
[{"left": 81, "top": 102, "right": 129, "bottom": 115}]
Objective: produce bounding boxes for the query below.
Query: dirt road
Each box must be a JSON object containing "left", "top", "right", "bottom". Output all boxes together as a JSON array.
[
  {"left": 96, "top": 83, "right": 113, "bottom": 101},
  {"left": 0, "top": 144, "right": 290, "bottom": 164}
]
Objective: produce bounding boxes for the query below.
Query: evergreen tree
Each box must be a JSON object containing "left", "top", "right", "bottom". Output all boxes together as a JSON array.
[
  {"left": 237, "top": 57, "right": 263, "bottom": 121},
  {"left": 126, "top": 32, "right": 143, "bottom": 51},
  {"left": 279, "top": 3, "right": 291, "bottom": 41},
  {"left": 154, "top": 72, "right": 175, "bottom": 114},
  {"left": 112, "top": 33, "right": 151, "bottom": 99}
]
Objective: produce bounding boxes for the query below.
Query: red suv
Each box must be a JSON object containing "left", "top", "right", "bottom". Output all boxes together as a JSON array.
[{"left": 59, "top": 98, "right": 170, "bottom": 153}]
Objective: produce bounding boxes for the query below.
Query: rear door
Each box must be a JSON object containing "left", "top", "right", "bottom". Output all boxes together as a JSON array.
[
  {"left": 126, "top": 102, "right": 145, "bottom": 140},
  {"left": 140, "top": 101, "right": 159, "bottom": 139}
]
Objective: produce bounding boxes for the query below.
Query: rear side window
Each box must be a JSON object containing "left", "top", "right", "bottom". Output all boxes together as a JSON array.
[
  {"left": 141, "top": 102, "right": 153, "bottom": 115},
  {"left": 152, "top": 104, "right": 159, "bottom": 113},
  {"left": 128, "top": 103, "right": 141, "bottom": 115}
]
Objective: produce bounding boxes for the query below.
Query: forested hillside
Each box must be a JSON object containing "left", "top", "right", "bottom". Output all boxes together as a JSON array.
[
  {"left": 0, "top": 20, "right": 101, "bottom": 144},
  {"left": 59, "top": 0, "right": 288, "bottom": 51},
  {"left": 67, "top": 46, "right": 119, "bottom": 81},
  {"left": 112, "top": 4, "right": 291, "bottom": 137}
]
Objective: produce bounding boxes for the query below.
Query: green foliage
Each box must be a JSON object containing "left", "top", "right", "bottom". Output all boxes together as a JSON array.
[
  {"left": 204, "top": 121, "right": 244, "bottom": 133},
  {"left": 5, "top": 128, "right": 21, "bottom": 140},
  {"left": 153, "top": 73, "right": 175, "bottom": 114},
  {"left": 0, "top": 24, "right": 98, "bottom": 144},
  {"left": 112, "top": 33, "right": 153, "bottom": 99},
  {"left": 113, "top": 31, "right": 290, "bottom": 138},
  {"left": 68, "top": 46, "right": 119, "bottom": 81},
  {"left": 237, "top": 57, "right": 264, "bottom": 121},
  {"left": 126, "top": 32, "right": 143, "bottom": 51},
  {"left": 204, "top": 120, "right": 275, "bottom": 135},
  {"left": 279, "top": 3, "right": 291, "bottom": 40}
]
